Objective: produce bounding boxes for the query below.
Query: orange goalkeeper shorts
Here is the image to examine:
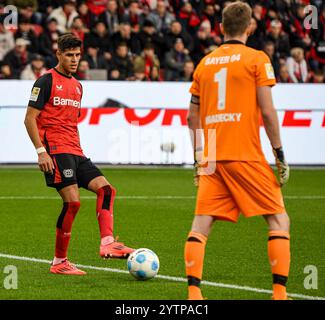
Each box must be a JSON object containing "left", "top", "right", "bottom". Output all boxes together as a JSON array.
[{"left": 195, "top": 161, "right": 286, "bottom": 223}]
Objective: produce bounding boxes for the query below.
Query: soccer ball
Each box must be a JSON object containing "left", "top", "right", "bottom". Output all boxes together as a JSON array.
[{"left": 127, "top": 248, "right": 160, "bottom": 280}]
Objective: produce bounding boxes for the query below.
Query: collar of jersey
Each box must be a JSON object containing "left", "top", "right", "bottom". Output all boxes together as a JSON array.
[
  {"left": 222, "top": 40, "right": 245, "bottom": 45},
  {"left": 54, "top": 67, "right": 72, "bottom": 79}
]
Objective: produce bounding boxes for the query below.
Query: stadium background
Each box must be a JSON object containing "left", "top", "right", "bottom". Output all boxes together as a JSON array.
[{"left": 0, "top": 0, "right": 324, "bottom": 300}]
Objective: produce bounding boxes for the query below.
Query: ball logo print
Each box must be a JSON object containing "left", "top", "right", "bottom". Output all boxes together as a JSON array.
[
  {"left": 63, "top": 169, "right": 73, "bottom": 178},
  {"left": 127, "top": 248, "right": 159, "bottom": 280}
]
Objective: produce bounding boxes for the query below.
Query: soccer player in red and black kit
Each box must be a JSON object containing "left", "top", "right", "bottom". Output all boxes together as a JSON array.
[{"left": 24, "top": 34, "right": 134, "bottom": 275}]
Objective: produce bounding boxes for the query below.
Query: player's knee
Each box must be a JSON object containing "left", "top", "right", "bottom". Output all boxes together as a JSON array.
[
  {"left": 69, "top": 201, "right": 81, "bottom": 213},
  {"left": 267, "top": 213, "right": 290, "bottom": 232},
  {"left": 97, "top": 184, "right": 116, "bottom": 196},
  {"left": 97, "top": 185, "right": 116, "bottom": 210},
  {"left": 191, "top": 215, "right": 214, "bottom": 237}
]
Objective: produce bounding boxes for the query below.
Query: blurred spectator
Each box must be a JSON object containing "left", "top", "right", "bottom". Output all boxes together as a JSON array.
[
  {"left": 191, "top": 23, "right": 216, "bottom": 65},
  {"left": 138, "top": 19, "right": 165, "bottom": 62},
  {"left": 86, "top": 0, "right": 108, "bottom": 17},
  {"left": 286, "top": 47, "right": 309, "bottom": 83},
  {"left": 147, "top": 0, "right": 175, "bottom": 35},
  {"left": 266, "top": 20, "right": 290, "bottom": 59},
  {"left": 111, "top": 22, "right": 141, "bottom": 55},
  {"left": 310, "top": 69, "right": 325, "bottom": 83},
  {"left": 84, "top": 22, "right": 110, "bottom": 56},
  {"left": 107, "top": 42, "right": 134, "bottom": 80},
  {"left": 20, "top": 54, "right": 47, "bottom": 80},
  {"left": 0, "top": 63, "right": 13, "bottom": 79},
  {"left": 309, "top": 6, "right": 325, "bottom": 70},
  {"left": 38, "top": 18, "right": 61, "bottom": 68},
  {"left": 177, "top": 2, "right": 201, "bottom": 37},
  {"left": 164, "top": 21, "right": 193, "bottom": 53},
  {"left": 3, "top": 38, "right": 32, "bottom": 79},
  {"left": 36, "top": 0, "right": 61, "bottom": 16},
  {"left": 49, "top": 0, "right": 79, "bottom": 33},
  {"left": 74, "top": 59, "right": 90, "bottom": 80},
  {"left": 98, "top": 0, "right": 121, "bottom": 36},
  {"left": 70, "top": 16, "right": 88, "bottom": 41},
  {"left": 133, "top": 42, "right": 160, "bottom": 81},
  {"left": 18, "top": 1, "right": 42, "bottom": 25},
  {"left": 263, "top": 41, "right": 280, "bottom": 78},
  {"left": 122, "top": 1, "right": 145, "bottom": 33},
  {"left": 247, "top": 17, "right": 265, "bottom": 50},
  {"left": 177, "top": 60, "right": 194, "bottom": 82},
  {"left": 252, "top": 3, "right": 266, "bottom": 35},
  {"left": 77, "top": 1, "right": 97, "bottom": 29},
  {"left": 277, "top": 64, "right": 293, "bottom": 83},
  {"left": 164, "top": 37, "right": 191, "bottom": 81},
  {"left": 83, "top": 45, "right": 107, "bottom": 69},
  {"left": 150, "top": 65, "right": 161, "bottom": 81},
  {"left": 201, "top": 3, "right": 222, "bottom": 43},
  {"left": 0, "top": 23, "right": 15, "bottom": 61},
  {"left": 15, "top": 16, "right": 39, "bottom": 53},
  {"left": 290, "top": 4, "right": 312, "bottom": 49}
]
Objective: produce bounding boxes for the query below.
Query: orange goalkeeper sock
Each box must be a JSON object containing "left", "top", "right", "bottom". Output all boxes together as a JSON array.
[
  {"left": 268, "top": 230, "right": 291, "bottom": 300},
  {"left": 184, "top": 231, "right": 207, "bottom": 300}
]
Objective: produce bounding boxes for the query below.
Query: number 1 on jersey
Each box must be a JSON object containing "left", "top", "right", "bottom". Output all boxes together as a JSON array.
[{"left": 214, "top": 68, "right": 227, "bottom": 110}]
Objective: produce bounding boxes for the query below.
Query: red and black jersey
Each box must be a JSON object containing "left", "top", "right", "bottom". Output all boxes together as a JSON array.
[{"left": 28, "top": 68, "right": 84, "bottom": 156}]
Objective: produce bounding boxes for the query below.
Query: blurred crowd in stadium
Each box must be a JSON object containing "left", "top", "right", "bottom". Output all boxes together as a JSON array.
[{"left": 0, "top": 0, "right": 324, "bottom": 83}]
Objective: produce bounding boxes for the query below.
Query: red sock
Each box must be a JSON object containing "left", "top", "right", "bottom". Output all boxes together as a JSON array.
[
  {"left": 55, "top": 201, "right": 80, "bottom": 259},
  {"left": 96, "top": 185, "right": 116, "bottom": 239}
]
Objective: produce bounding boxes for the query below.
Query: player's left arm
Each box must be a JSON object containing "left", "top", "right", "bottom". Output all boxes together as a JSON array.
[
  {"left": 256, "top": 52, "right": 289, "bottom": 186},
  {"left": 187, "top": 95, "right": 203, "bottom": 187}
]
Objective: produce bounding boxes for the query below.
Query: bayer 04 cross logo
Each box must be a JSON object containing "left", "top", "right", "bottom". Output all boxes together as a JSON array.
[{"left": 63, "top": 169, "right": 74, "bottom": 178}]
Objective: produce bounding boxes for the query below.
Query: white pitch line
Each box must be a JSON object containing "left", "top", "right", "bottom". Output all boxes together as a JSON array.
[
  {"left": 0, "top": 195, "right": 324, "bottom": 200},
  {"left": 0, "top": 252, "right": 324, "bottom": 300},
  {"left": 0, "top": 195, "right": 196, "bottom": 200}
]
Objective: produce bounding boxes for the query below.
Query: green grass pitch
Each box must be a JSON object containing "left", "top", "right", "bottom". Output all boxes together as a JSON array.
[{"left": 0, "top": 167, "right": 324, "bottom": 300}]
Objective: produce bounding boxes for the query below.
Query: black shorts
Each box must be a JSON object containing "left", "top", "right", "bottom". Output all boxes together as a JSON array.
[{"left": 45, "top": 153, "right": 103, "bottom": 191}]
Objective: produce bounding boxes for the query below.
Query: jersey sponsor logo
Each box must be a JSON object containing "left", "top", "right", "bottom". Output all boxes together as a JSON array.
[
  {"left": 53, "top": 96, "right": 80, "bottom": 108},
  {"left": 205, "top": 54, "right": 241, "bottom": 66},
  {"left": 265, "top": 63, "right": 275, "bottom": 79},
  {"left": 205, "top": 113, "right": 242, "bottom": 125},
  {"left": 30, "top": 87, "right": 40, "bottom": 102},
  {"left": 63, "top": 169, "right": 74, "bottom": 178},
  {"left": 56, "top": 84, "right": 63, "bottom": 91}
]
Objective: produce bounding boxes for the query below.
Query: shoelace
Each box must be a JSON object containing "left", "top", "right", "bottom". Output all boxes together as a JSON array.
[{"left": 63, "top": 260, "right": 77, "bottom": 270}]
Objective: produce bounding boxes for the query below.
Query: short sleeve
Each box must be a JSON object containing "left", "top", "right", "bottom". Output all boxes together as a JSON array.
[
  {"left": 28, "top": 73, "right": 52, "bottom": 110},
  {"left": 256, "top": 51, "right": 276, "bottom": 87},
  {"left": 189, "top": 63, "right": 201, "bottom": 97}
]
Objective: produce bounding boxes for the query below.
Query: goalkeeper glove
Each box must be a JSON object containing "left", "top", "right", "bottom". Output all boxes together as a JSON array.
[
  {"left": 272, "top": 147, "right": 289, "bottom": 187},
  {"left": 193, "top": 150, "right": 203, "bottom": 187}
]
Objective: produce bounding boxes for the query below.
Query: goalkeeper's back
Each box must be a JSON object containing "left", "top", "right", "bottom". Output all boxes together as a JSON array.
[{"left": 189, "top": 37, "right": 276, "bottom": 162}]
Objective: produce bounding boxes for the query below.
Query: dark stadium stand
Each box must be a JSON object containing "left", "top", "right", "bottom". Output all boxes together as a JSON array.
[{"left": 0, "top": 0, "right": 324, "bottom": 82}]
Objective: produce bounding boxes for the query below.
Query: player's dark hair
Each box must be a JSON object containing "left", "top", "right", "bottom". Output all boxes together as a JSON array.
[
  {"left": 222, "top": 1, "right": 252, "bottom": 37},
  {"left": 57, "top": 33, "right": 82, "bottom": 52}
]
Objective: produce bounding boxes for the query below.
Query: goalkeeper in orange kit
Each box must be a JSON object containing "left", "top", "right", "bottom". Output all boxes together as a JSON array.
[{"left": 184, "top": 1, "right": 290, "bottom": 300}]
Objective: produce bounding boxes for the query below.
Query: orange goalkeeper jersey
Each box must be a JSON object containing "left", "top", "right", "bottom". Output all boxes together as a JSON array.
[{"left": 189, "top": 40, "right": 276, "bottom": 161}]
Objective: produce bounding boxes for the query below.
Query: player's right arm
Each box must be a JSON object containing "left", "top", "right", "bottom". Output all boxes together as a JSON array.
[{"left": 24, "top": 73, "right": 55, "bottom": 174}]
